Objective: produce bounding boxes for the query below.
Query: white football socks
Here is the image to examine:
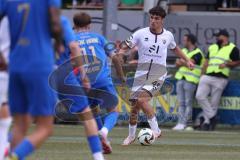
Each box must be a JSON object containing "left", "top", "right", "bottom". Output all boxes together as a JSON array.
[
  {"left": 99, "top": 127, "right": 108, "bottom": 139},
  {"left": 93, "top": 152, "right": 105, "bottom": 160},
  {"left": 148, "top": 116, "right": 161, "bottom": 134},
  {"left": 129, "top": 124, "right": 137, "bottom": 138},
  {"left": 0, "top": 117, "right": 12, "bottom": 160}
]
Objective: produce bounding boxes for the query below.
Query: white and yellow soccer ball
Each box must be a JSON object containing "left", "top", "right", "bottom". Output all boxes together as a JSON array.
[{"left": 137, "top": 128, "right": 155, "bottom": 146}]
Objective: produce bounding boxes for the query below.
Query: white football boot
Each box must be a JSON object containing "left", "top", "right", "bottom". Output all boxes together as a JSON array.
[
  {"left": 122, "top": 136, "right": 136, "bottom": 146},
  {"left": 172, "top": 124, "right": 185, "bottom": 131}
]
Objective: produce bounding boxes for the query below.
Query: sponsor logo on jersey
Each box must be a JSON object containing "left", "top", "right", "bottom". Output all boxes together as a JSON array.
[{"left": 149, "top": 44, "right": 160, "bottom": 54}]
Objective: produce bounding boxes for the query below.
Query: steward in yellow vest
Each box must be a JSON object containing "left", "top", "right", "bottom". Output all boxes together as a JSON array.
[
  {"left": 173, "top": 34, "right": 204, "bottom": 131},
  {"left": 195, "top": 29, "right": 240, "bottom": 131},
  {"left": 175, "top": 47, "right": 204, "bottom": 84},
  {"left": 206, "top": 42, "right": 236, "bottom": 77},
  {"left": 204, "top": 29, "right": 240, "bottom": 78}
]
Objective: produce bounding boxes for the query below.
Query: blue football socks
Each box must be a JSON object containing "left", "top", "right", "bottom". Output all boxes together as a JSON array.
[
  {"left": 103, "top": 111, "right": 119, "bottom": 132},
  {"left": 13, "top": 139, "right": 34, "bottom": 160}
]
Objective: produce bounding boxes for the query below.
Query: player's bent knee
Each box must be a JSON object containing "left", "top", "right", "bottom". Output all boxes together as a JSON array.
[
  {"left": 136, "top": 98, "right": 148, "bottom": 108},
  {"left": 78, "top": 107, "right": 94, "bottom": 122},
  {"left": 91, "top": 105, "right": 101, "bottom": 115},
  {"left": 136, "top": 92, "right": 151, "bottom": 106},
  {"left": 12, "top": 115, "right": 31, "bottom": 134},
  {"left": 104, "top": 95, "right": 119, "bottom": 110}
]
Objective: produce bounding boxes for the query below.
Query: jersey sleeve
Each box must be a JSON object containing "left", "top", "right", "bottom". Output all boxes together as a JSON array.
[
  {"left": 230, "top": 47, "right": 240, "bottom": 61},
  {"left": 168, "top": 32, "right": 177, "bottom": 49},
  {"left": 61, "top": 17, "right": 75, "bottom": 45},
  {"left": 124, "top": 30, "right": 141, "bottom": 49},
  {"left": 48, "top": 0, "right": 61, "bottom": 8},
  {"left": 99, "top": 35, "right": 116, "bottom": 57},
  {"left": 191, "top": 52, "right": 203, "bottom": 66}
]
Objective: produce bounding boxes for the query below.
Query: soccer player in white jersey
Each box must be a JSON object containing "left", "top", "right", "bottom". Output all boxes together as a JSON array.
[
  {"left": 118, "top": 6, "right": 195, "bottom": 145},
  {"left": 0, "top": 17, "right": 11, "bottom": 159}
]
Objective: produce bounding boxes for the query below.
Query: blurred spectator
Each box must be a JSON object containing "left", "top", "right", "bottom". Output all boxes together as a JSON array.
[
  {"left": 120, "top": 0, "right": 143, "bottom": 7},
  {"left": 216, "top": 0, "right": 232, "bottom": 8},
  {"left": 173, "top": 34, "right": 204, "bottom": 131},
  {"left": 70, "top": 0, "right": 103, "bottom": 6},
  {"left": 195, "top": 29, "right": 240, "bottom": 131},
  {"left": 87, "top": 0, "right": 103, "bottom": 6}
]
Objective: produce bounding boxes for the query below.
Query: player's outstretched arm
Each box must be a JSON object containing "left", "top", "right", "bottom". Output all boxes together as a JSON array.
[
  {"left": 111, "top": 54, "right": 126, "bottom": 83},
  {"left": 118, "top": 41, "right": 131, "bottom": 55},
  {"left": 114, "top": 41, "right": 133, "bottom": 83},
  {"left": 69, "top": 42, "right": 90, "bottom": 90},
  {"left": 172, "top": 45, "right": 195, "bottom": 70}
]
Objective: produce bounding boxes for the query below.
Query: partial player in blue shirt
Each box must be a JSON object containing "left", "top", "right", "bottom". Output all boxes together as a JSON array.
[
  {"left": 73, "top": 12, "right": 125, "bottom": 154},
  {"left": 54, "top": 16, "right": 105, "bottom": 160},
  {"left": 74, "top": 32, "right": 113, "bottom": 88},
  {"left": 0, "top": 0, "right": 62, "bottom": 160}
]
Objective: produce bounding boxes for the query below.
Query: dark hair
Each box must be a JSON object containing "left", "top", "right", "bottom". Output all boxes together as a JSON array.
[
  {"left": 149, "top": 6, "right": 166, "bottom": 18},
  {"left": 73, "top": 12, "right": 91, "bottom": 28},
  {"left": 185, "top": 34, "right": 197, "bottom": 45},
  {"left": 214, "top": 29, "right": 229, "bottom": 37}
]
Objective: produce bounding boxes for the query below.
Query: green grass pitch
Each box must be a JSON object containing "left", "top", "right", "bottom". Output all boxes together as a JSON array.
[{"left": 29, "top": 125, "right": 240, "bottom": 160}]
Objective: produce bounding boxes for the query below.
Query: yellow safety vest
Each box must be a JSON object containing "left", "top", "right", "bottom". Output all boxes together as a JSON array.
[
  {"left": 175, "top": 48, "right": 204, "bottom": 84},
  {"left": 206, "top": 43, "right": 235, "bottom": 77}
]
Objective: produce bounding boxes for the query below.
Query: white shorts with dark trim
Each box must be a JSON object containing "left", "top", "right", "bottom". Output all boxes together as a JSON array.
[{"left": 129, "top": 72, "right": 167, "bottom": 102}]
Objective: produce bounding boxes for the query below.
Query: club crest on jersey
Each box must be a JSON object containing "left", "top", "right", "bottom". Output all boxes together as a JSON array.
[{"left": 162, "top": 39, "right": 166, "bottom": 44}]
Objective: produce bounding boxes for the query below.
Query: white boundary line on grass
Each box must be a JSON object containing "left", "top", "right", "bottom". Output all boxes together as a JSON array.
[
  {"left": 48, "top": 136, "right": 240, "bottom": 147},
  {"left": 55, "top": 125, "right": 240, "bottom": 135}
]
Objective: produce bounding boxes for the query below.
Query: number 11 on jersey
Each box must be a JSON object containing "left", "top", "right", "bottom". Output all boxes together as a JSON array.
[{"left": 81, "top": 46, "right": 101, "bottom": 65}]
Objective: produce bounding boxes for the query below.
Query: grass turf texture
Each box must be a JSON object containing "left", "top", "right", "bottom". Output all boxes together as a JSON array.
[{"left": 29, "top": 125, "right": 240, "bottom": 160}]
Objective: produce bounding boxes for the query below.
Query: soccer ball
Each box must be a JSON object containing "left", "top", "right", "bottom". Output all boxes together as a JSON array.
[{"left": 137, "top": 128, "right": 155, "bottom": 146}]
